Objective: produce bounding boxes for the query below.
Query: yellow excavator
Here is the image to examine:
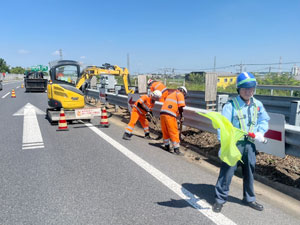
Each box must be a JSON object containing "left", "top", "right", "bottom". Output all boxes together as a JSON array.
[{"left": 46, "top": 60, "right": 134, "bottom": 123}]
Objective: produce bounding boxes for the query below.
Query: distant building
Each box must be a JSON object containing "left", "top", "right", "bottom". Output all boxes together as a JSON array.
[
  {"left": 216, "top": 72, "right": 237, "bottom": 89},
  {"left": 188, "top": 71, "right": 237, "bottom": 89},
  {"left": 292, "top": 66, "right": 300, "bottom": 76}
]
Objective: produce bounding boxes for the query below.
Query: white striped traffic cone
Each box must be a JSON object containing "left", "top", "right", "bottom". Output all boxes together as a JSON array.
[
  {"left": 57, "top": 108, "right": 69, "bottom": 131},
  {"left": 11, "top": 89, "right": 16, "bottom": 98},
  {"left": 100, "top": 107, "right": 110, "bottom": 128}
]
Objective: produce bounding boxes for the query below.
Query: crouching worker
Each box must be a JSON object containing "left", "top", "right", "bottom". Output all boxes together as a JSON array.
[
  {"left": 123, "top": 90, "right": 162, "bottom": 140},
  {"left": 160, "top": 86, "right": 187, "bottom": 155},
  {"left": 212, "top": 72, "right": 270, "bottom": 213}
]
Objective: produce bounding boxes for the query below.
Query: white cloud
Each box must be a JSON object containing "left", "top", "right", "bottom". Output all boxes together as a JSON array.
[
  {"left": 80, "top": 56, "right": 86, "bottom": 59},
  {"left": 18, "top": 49, "right": 30, "bottom": 54},
  {"left": 52, "top": 50, "right": 60, "bottom": 56}
]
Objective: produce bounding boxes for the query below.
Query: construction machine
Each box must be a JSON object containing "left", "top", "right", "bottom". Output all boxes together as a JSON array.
[
  {"left": 46, "top": 60, "right": 134, "bottom": 123},
  {"left": 24, "top": 70, "right": 48, "bottom": 92}
]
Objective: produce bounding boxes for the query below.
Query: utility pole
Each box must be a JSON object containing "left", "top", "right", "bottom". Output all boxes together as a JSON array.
[
  {"left": 214, "top": 56, "right": 216, "bottom": 72},
  {"left": 59, "top": 49, "right": 63, "bottom": 60},
  {"left": 240, "top": 61, "right": 243, "bottom": 73},
  {"left": 278, "top": 56, "right": 282, "bottom": 76},
  {"left": 127, "top": 53, "right": 130, "bottom": 72}
]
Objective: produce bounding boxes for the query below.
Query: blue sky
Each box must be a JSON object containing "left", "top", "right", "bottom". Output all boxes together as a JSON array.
[{"left": 1, "top": 0, "right": 299, "bottom": 74}]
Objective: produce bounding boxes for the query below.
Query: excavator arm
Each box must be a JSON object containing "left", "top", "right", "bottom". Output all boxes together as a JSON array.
[{"left": 75, "top": 64, "right": 134, "bottom": 94}]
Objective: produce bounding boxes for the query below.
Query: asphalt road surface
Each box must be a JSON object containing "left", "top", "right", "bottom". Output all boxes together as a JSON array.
[{"left": 0, "top": 81, "right": 299, "bottom": 225}]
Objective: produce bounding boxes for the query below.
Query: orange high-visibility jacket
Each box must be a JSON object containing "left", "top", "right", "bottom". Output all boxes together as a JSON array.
[
  {"left": 150, "top": 81, "right": 168, "bottom": 95},
  {"left": 160, "top": 90, "right": 185, "bottom": 117},
  {"left": 133, "top": 95, "right": 154, "bottom": 114}
]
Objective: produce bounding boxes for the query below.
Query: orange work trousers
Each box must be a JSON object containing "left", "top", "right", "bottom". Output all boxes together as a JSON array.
[
  {"left": 125, "top": 108, "right": 149, "bottom": 134},
  {"left": 160, "top": 114, "right": 180, "bottom": 148}
]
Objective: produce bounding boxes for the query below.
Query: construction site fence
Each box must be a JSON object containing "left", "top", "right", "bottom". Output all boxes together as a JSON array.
[{"left": 84, "top": 89, "right": 300, "bottom": 158}]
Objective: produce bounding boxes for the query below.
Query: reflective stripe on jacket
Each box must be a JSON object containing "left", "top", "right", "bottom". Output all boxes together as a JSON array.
[
  {"left": 160, "top": 90, "right": 185, "bottom": 117},
  {"left": 150, "top": 81, "right": 167, "bottom": 94},
  {"left": 232, "top": 96, "right": 257, "bottom": 133},
  {"left": 133, "top": 95, "right": 154, "bottom": 114}
]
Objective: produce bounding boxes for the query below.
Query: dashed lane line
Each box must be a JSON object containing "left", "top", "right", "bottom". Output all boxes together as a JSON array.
[{"left": 2, "top": 92, "right": 11, "bottom": 98}]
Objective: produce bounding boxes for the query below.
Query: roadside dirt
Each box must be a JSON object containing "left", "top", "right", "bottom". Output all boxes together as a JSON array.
[
  {"left": 180, "top": 127, "right": 300, "bottom": 189},
  {"left": 106, "top": 104, "right": 300, "bottom": 190}
]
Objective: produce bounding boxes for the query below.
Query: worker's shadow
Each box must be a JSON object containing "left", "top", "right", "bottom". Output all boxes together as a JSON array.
[
  {"left": 156, "top": 183, "right": 241, "bottom": 209},
  {"left": 148, "top": 142, "right": 165, "bottom": 150}
]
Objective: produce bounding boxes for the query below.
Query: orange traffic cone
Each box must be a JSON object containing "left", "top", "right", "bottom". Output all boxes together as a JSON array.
[
  {"left": 57, "top": 108, "right": 69, "bottom": 131},
  {"left": 100, "top": 107, "right": 110, "bottom": 127},
  {"left": 11, "top": 89, "right": 16, "bottom": 98}
]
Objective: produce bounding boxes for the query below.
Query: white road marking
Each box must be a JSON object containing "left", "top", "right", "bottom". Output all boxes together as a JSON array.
[
  {"left": 2, "top": 92, "right": 10, "bottom": 98},
  {"left": 13, "top": 103, "right": 45, "bottom": 150},
  {"left": 85, "top": 123, "right": 236, "bottom": 225},
  {"left": 22, "top": 142, "right": 45, "bottom": 149},
  {"left": 16, "top": 86, "right": 20, "bottom": 89}
]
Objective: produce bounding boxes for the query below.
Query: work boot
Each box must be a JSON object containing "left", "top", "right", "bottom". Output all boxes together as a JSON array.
[
  {"left": 162, "top": 145, "right": 171, "bottom": 152},
  {"left": 144, "top": 132, "right": 151, "bottom": 139},
  {"left": 246, "top": 201, "right": 264, "bottom": 211},
  {"left": 174, "top": 147, "right": 184, "bottom": 156},
  {"left": 212, "top": 202, "right": 223, "bottom": 213},
  {"left": 122, "top": 132, "right": 132, "bottom": 140}
]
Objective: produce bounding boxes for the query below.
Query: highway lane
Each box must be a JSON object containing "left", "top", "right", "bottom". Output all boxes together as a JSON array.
[{"left": 0, "top": 82, "right": 299, "bottom": 225}]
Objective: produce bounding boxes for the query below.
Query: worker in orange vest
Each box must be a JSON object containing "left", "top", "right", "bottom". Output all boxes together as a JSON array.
[
  {"left": 148, "top": 79, "right": 168, "bottom": 102},
  {"left": 160, "top": 86, "right": 187, "bottom": 155},
  {"left": 123, "top": 90, "right": 162, "bottom": 140}
]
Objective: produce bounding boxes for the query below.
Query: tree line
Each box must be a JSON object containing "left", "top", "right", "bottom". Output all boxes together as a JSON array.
[{"left": 0, "top": 58, "right": 26, "bottom": 74}]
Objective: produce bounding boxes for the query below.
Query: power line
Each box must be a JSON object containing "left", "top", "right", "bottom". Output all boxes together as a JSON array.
[{"left": 150, "top": 61, "right": 300, "bottom": 73}]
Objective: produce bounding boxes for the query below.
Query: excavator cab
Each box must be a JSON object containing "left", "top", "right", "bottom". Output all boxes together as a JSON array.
[{"left": 47, "top": 60, "right": 85, "bottom": 109}]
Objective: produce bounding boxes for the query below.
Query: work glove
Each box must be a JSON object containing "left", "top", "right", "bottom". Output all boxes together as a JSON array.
[
  {"left": 180, "top": 116, "right": 184, "bottom": 122},
  {"left": 254, "top": 132, "right": 266, "bottom": 143},
  {"left": 248, "top": 132, "right": 267, "bottom": 143}
]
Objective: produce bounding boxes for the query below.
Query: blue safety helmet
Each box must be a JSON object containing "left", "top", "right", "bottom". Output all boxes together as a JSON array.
[{"left": 236, "top": 72, "right": 257, "bottom": 89}]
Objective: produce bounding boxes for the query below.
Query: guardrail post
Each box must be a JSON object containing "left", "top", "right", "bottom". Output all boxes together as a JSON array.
[
  {"left": 289, "top": 100, "right": 300, "bottom": 126},
  {"left": 217, "top": 94, "right": 229, "bottom": 112}
]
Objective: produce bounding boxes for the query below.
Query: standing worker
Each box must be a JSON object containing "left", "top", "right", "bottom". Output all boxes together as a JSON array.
[
  {"left": 148, "top": 79, "right": 168, "bottom": 102},
  {"left": 212, "top": 72, "right": 270, "bottom": 213},
  {"left": 123, "top": 90, "right": 162, "bottom": 140},
  {"left": 160, "top": 86, "right": 187, "bottom": 155}
]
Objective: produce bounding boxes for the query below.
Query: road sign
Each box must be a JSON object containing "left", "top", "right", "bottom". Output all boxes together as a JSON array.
[{"left": 31, "top": 65, "right": 48, "bottom": 72}]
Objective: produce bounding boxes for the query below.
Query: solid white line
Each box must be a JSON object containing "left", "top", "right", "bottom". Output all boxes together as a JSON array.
[
  {"left": 85, "top": 123, "right": 236, "bottom": 225},
  {"left": 2, "top": 92, "right": 10, "bottom": 98},
  {"left": 22, "top": 145, "right": 44, "bottom": 150}
]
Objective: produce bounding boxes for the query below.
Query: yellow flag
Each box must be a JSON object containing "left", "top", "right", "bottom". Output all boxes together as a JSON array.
[{"left": 198, "top": 112, "right": 246, "bottom": 166}]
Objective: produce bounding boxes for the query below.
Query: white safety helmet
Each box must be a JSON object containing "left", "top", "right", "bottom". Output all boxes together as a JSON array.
[
  {"left": 147, "top": 79, "right": 154, "bottom": 86},
  {"left": 151, "top": 90, "right": 162, "bottom": 100},
  {"left": 178, "top": 86, "right": 187, "bottom": 96}
]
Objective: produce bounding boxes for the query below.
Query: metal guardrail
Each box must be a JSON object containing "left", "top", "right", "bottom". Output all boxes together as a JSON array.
[
  {"left": 188, "top": 90, "right": 300, "bottom": 124},
  {"left": 85, "top": 89, "right": 300, "bottom": 158},
  {"left": 285, "top": 125, "right": 300, "bottom": 157},
  {"left": 257, "top": 84, "right": 300, "bottom": 96}
]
